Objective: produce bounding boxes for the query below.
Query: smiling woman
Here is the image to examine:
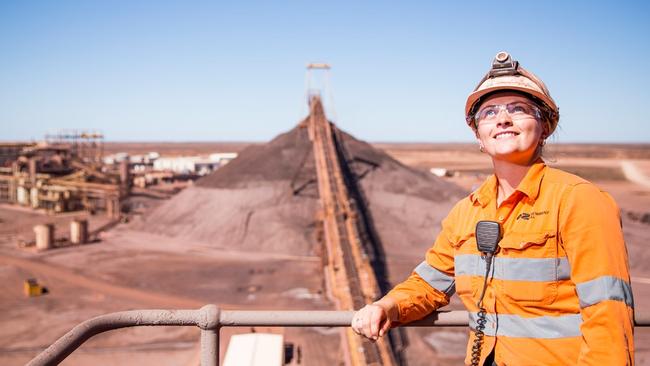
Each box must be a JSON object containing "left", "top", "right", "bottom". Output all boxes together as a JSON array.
[
  {"left": 351, "top": 52, "right": 635, "bottom": 366},
  {"left": 474, "top": 92, "right": 548, "bottom": 167}
]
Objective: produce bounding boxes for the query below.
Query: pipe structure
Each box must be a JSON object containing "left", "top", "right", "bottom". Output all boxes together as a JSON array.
[
  {"left": 27, "top": 305, "right": 219, "bottom": 366},
  {"left": 201, "top": 329, "right": 219, "bottom": 366},
  {"left": 218, "top": 310, "right": 469, "bottom": 327},
  {"left": 27, "top": 306, "right": 650, "bottom": 366}
]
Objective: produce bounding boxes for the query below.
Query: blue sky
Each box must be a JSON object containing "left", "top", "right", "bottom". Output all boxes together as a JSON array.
[{"left": 1, "top": 1, "right": 649, "bottom": 142}]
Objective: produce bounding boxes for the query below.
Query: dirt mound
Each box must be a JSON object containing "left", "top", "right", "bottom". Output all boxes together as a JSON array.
[
  {"left": 136, "top": 119, "right": 465, "bottom": 264},
  {"left": 196, "top": 125, "right": 314, "bottom": 189}
]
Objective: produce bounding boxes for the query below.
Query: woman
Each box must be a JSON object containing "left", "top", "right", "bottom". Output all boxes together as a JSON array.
[{"left": 351, "top": 52, "right": 635, "bottom": 365}]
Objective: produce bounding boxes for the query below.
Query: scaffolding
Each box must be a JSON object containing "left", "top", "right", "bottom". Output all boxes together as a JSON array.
[{"left": 44, "top": 129, "right": 105, "bottom": 165}]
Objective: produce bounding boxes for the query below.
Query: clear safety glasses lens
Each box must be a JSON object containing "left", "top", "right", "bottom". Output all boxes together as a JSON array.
[{"left": 475, "top": 102, "right": 541, "bottom": 124}]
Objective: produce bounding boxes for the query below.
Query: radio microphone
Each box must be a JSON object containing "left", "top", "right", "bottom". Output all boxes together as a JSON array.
[
  {"left": 471, "top": 220, "right": 501, "bottom": 366},
  {"left": 476, "top": 220, "right": 501, "bottom": 256}
]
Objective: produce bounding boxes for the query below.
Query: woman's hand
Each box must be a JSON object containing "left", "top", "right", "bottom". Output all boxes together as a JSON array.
[{"left": 350, "top": 298, "right": 398, "bottom": 341}]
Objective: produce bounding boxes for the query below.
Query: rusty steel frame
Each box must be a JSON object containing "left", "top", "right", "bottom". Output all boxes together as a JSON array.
[{"left": 27, "top": 306, "right": 650, "bottom": 366}]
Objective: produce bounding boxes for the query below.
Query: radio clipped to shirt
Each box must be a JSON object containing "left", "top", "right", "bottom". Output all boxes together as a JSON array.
[{"left": 471, "top": 220, "right": 501, "bottom": 366}]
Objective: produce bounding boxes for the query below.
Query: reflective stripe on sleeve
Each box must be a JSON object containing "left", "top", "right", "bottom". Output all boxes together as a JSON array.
[
  {"left": 414, "top": 261, "right": 456, "bottom": 296},
  {"left": 469, "top": 312, "right": 583, "bottom": 339},
  {"left": 455, "top": 254, "right": 571, "bottom": 282},
  {"left": 576, "top": 275, "right": 634, "bottom": 308}
]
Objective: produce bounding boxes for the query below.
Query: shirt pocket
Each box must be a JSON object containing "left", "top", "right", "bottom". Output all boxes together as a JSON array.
[
  {"left": 497, "top": 231, "right": 559, "bottom": 304},
  {"left": 452, "top": 231, "right": 481, "bottom": 299}
]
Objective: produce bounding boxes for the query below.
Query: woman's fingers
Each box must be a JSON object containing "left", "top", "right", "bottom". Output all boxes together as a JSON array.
[
  {"left": 362, "top": 308, "right": 372, "bottom": 338},
  {"left": 351, "top": 310, "right": 362, "bottom": 334},
  {"left": 379, "top": 315, "right": 392, "bottom": 337},
  {"left": 351, "top": 304, "right": 390, "bottom": 340},
  {"left": 351, "top": 308, "right": 366, "bottom": 334},
  {"left": 369, "top": 306, "right": 384, "bottom": 339}
]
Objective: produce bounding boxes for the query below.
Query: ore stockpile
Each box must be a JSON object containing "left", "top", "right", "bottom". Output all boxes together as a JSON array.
[
  {"left": 137, "top": 97, "right": 465, "bottom": 365},
  {"left": 140, "top": 114, "right": 463, "bottom": 258}
]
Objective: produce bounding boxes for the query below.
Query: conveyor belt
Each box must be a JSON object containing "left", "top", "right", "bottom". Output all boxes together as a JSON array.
[{"left": 307, "top": 96, "right": 397, "bottom": 366}]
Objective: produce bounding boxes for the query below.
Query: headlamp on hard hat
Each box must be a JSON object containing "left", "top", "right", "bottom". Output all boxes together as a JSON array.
[{"left": 486, "top": 52, "right": 519, "bottom": 80}]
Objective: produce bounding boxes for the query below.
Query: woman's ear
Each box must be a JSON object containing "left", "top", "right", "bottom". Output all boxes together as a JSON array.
[{"left": 475, "top": 135, "right": 485, "bottom": 152}]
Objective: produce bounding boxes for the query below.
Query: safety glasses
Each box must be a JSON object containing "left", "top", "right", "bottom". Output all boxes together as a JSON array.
[{"left": 474, "top": 102, "right": 542, "bottom": 125}]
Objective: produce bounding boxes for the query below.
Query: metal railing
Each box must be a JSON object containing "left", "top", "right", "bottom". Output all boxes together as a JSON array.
[{"left": 27, "top": 305, "right": 650, "bottom": 366}]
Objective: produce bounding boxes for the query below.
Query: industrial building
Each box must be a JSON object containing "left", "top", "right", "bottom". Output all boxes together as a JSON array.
[{"left": 0, "top": 131, "right": 125, "bottom": 218}]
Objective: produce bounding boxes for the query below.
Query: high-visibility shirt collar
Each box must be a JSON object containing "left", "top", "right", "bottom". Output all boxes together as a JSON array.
[{"left": 470, "top": 160, "right": 546, "bottom": 207}]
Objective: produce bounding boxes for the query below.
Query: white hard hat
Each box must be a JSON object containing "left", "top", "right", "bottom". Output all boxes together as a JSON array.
[{"left": 466, "top": 51, "right": 559, "bottom": 133}]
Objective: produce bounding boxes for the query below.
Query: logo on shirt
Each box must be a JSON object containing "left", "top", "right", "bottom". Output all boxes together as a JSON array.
[{"left": 516, "top": 210, "right": 549, "bottom": 220}]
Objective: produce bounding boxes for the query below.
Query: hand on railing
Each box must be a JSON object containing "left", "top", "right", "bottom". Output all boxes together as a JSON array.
[{"left": 351, "top": 297, "right": 398, "bottom": 341}]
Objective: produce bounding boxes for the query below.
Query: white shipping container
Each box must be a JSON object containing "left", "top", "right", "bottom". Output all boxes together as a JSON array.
[{"left": 223, "top": 333, "right": 284, "bottom": 366}]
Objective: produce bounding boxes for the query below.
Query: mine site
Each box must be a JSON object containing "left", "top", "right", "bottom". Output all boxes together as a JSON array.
[
  {"left": 3, "top": 3, "right": 650, "bottom": 362},
  {"left": 1, "top": 81, "right": 650, "bottom": 366}
]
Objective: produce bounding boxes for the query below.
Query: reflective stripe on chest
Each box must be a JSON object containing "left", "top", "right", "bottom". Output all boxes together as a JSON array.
[
  {"left": 455, "top": 254, "right": 570, "bottom": 282},
  {"left": 468, "top": 312, "right": 582, "bottom": 338}
]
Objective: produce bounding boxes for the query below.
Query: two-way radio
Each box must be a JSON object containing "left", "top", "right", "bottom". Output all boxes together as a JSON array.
[{"left": 470, "top": 220, "right": 501, "bottom": 366}]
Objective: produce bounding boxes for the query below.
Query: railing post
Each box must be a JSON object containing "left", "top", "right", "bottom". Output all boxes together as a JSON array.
[
  {"left": 201, "top": 328, "right": 219, "bottom": 366},
  {"left": 198, "top": 304, "right": 220, "bottom": 366}
]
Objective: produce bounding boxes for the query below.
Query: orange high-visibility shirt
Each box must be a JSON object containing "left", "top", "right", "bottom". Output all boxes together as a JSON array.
[{"left": 386, "top": 161, "right": 634, "bottom": 365}]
